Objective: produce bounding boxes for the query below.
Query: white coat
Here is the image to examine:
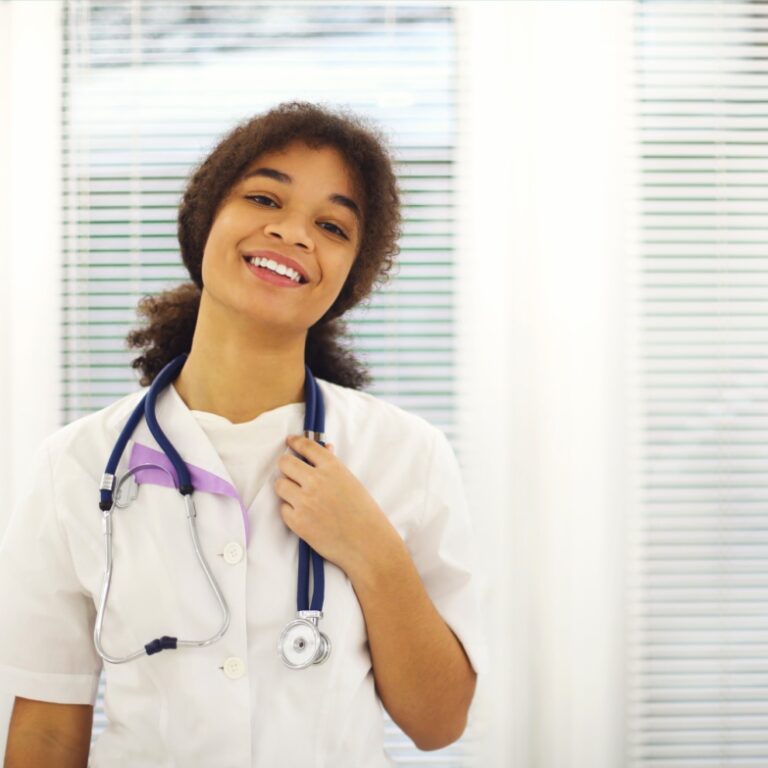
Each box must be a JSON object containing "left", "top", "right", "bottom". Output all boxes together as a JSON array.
[{"left": 0, "top": 376, "right": 488, "bottom": 767}]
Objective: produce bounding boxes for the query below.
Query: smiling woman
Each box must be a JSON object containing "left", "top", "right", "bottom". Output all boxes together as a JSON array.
[
  {"left": 127, "top": 102, "right": 401, "bottom": 397},
  {"left": 0, "top": 101, "right": 488, "bottom": 768},
  {"left": 195, "top": 141, "right": 363, "bottom": 369}
]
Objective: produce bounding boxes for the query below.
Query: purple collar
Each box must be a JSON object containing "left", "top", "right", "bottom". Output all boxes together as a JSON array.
[{"left": 128, "top": 441, "right": 251, "bottom": 544}]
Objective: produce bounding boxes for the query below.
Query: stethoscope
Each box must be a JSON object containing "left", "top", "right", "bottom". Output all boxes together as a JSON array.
[{"left": 94, "top": 352, "right": 331, "bottom": 670}]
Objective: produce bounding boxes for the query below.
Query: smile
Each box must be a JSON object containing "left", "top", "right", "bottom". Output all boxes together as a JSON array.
[{"left": 243, "top": 257, "right": 306, "bottom": 288}]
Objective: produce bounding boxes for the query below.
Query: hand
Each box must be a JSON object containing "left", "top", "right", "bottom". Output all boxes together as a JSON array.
[{"left": 274, "top": 434, "right": 397, "bottom": 575}]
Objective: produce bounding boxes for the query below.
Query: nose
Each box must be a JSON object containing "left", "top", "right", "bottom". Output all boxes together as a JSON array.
[{"left": 263, "top": 210, "right": 314, "bottom": 250}]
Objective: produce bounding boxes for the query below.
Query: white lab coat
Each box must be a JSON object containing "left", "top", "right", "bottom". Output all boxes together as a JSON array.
[{"left": 0, "top": 376, "right": 488, "bottom": 767}]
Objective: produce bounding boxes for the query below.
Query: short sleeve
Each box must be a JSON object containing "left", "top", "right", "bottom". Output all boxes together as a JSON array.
[
  {"left": 0, "top": 440, "right": 102, "bottom": 704},
  {"left": 405, "top": 427, "right": 490, "bottom": 676}
]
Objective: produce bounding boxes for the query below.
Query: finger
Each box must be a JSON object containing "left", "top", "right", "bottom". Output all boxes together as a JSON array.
[
  {"left": 286, "top": 434, "right": 332, "bottom": 466},
  {"left": 278, "top": 452, "right": 315, "bottom": 483},
  {"left": 274, "top": 476, "right": 301, "bottom": 507},
  {"left": 278, "top": 500, "right": 303, "bottom": 537}
]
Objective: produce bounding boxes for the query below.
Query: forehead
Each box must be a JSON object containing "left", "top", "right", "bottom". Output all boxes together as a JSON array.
[
  {"left": 241, "top": 142, "right": 359, "bottom": 192},
  {"left": 244, "top": 142, "right": 354, "bottom": 178}
]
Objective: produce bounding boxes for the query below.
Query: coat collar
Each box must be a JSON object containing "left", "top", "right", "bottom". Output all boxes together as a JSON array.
[
  {"left": 103, "top": 373, "right": 352, "bottom": 495},
  {"left": 103, "top": 374, "right": 345, "bottom": 481},
  {"left": 104, "top": 379, "right": 308, "bottom": 547},
  {"left": 105, "top": 380, "right": 234, "bottom": 488}
]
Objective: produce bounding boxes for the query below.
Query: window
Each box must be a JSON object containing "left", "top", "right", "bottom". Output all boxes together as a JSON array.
[{"left": 629, "top": 1, "right": 768, "bottom": 764}]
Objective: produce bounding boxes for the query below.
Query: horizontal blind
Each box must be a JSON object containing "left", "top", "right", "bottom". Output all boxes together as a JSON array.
[
  {"left": 630, "top": 2, "right": 768, "bottom": 766},
  {"left": 61, "top": 1, "right": 470, "bottom": 764},
  {"left": 62, "top": 0, "right": 460, "bottom": 440}
]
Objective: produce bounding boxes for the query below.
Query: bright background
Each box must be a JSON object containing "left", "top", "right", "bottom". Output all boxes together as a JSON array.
[
  {"left": 2, "top": 1, "right": 632, "bottom": 766},
  {"left": 6, "top": 1, "right": 766, "bottom": 767}
]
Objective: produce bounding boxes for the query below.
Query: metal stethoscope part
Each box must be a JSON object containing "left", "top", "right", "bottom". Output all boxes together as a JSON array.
[
  {"left": 278, "top": 610, "right": 332, "bottom": 669},
  {"left": 94, "top": 463, "right": 231, "bottom": 664},
  {"left": 93, "top": 352, "right": 330, "bottom": 669}
]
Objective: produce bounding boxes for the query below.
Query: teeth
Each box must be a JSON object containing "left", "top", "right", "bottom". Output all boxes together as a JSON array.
[{"left": 247, "top": 257, "right": 302, "bottom": 283}]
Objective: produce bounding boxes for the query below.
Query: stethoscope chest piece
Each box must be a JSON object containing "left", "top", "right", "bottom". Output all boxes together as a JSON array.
[{"left": 278, "top": 610, "right": 331, "bottom": 670}]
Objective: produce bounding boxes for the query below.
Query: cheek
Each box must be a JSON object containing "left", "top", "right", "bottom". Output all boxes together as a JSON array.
[
  {"left": 338, "top": 252, "right": 358, "bottom": 288},
  {"left": 324, "top": 261, "right": 356, "bottom": 312},
  {"left": 200, "top": 214, "right": 237, "bottom": 279},
  {"left": 199, "top": 242, "right": 218, "bottom": 288}
]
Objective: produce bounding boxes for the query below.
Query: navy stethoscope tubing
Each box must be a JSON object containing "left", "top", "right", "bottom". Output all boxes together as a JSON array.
[
  {"left": 95, "top": 352, "right": 328, "bottom": 667},
  {"left": 298, "top": 364, "right": 325, "bottom": 613}
]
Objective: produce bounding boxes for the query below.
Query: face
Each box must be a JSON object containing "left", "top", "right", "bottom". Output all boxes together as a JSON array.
[{"left": 200, "top": 140, "right": 362, "bottom": 336}]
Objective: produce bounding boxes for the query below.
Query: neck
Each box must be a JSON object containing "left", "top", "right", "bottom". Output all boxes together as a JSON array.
[{"left": 172, "top": 291, "right": 307, "bottom": 424}]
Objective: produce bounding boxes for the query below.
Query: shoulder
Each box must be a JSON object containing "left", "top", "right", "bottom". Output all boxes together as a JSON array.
[
  {"left": 42, "top": 388, "right": 147, "bottom": 467},
  {"left": 315, "top": 377, "right": 442, "bottom": 452}
]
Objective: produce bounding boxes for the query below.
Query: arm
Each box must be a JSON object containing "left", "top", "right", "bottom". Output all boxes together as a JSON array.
[
  {"left": 346, "top": 533, "right": 477, "bottom": 750},
  {"left": 4, "top": 697, "right": 93, "bottom": 768},
  {"left": 277, "top": 434, "right": 480, "bottom": 749}
]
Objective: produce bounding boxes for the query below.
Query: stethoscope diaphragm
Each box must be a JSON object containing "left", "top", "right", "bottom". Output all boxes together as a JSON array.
[{"left": 278, "top": 611, "right": 331, "bottom": 669}]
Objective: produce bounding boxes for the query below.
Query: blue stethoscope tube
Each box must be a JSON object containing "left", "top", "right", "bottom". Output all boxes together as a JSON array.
[{"left": 94, "top": 352, "right": 328, "bottom": 666}]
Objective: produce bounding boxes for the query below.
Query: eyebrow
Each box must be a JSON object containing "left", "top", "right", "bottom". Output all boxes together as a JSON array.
[{"left": 242, "top": 167, "right": 362, "bottom": 221}]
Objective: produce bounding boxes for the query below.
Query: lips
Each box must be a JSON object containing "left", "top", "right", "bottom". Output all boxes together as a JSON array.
[{"left": 242, "top": 250, "right": 309, "bottom": 283}]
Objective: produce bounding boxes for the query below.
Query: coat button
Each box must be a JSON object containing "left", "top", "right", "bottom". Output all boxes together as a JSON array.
[
  {"left": 222, "top": 656, "right": 245, "bottom": 679},
  {"left": 222, "top": 542, "right": 243, "bottom": 564}
]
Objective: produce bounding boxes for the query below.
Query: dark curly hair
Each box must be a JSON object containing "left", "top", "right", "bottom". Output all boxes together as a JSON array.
[{"left": 126, "top": 101, "right": 401, "bottom": 389}]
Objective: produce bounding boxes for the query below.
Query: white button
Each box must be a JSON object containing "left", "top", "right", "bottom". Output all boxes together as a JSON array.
[
  {"left": 222, "top": 542, "right": 243, "bottom": 565},
  {"left": 222, "top": 656, "right": 245, "bottom": 680}
]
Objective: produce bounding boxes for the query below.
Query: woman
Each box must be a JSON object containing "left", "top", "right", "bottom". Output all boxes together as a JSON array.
[{"left": 0, "top": 102, "right": 488, "bottom": 767}]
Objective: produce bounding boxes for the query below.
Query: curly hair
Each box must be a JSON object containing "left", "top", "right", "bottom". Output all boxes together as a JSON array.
[{"left": 126, "top": 101, "right": 401, "bottom": 389}]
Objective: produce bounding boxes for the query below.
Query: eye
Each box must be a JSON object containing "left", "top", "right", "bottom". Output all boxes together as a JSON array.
[
  {"left": 245, "top": 194, "right": 278, "bottom": 207},
  {"left": 319, "top": 222, "right": 349, "bottom": 240}
]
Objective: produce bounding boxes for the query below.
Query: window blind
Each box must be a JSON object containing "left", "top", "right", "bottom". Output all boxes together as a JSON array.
[
  {"left": 630, "top": 1, "right": 768, "bottom": 765},
  {"left": 61, "top": 1, "right": 470, "bottom": 763}
]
